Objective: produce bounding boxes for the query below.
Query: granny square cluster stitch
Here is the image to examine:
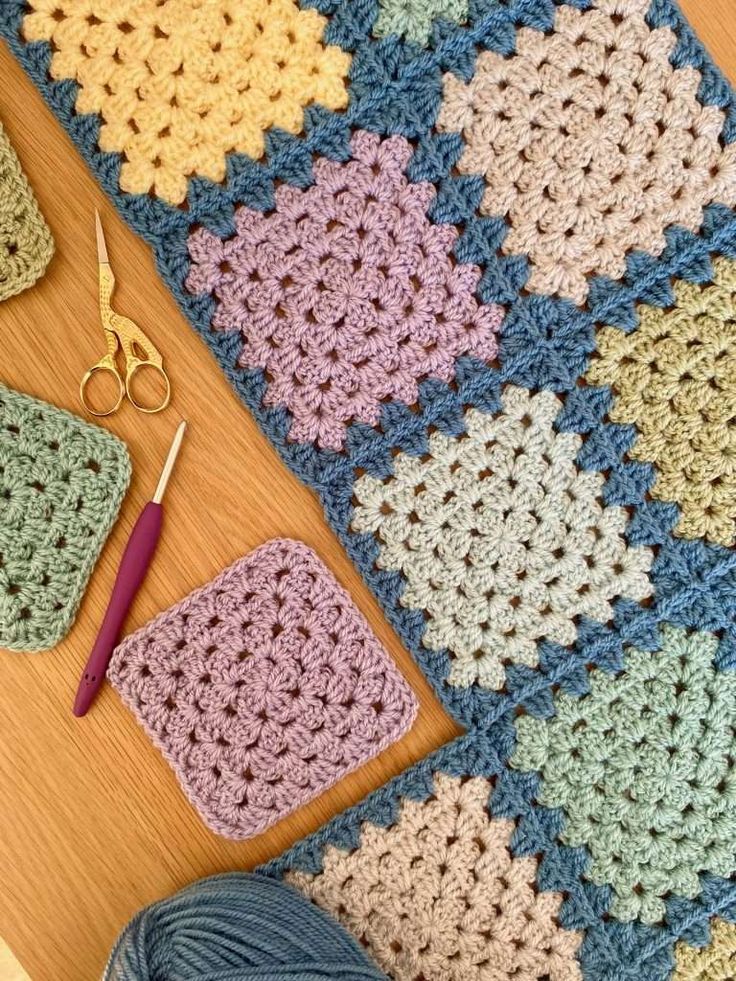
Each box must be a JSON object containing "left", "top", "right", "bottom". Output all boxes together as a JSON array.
[
  {"left": 286, "top": 771, "right": 585, "bottom": 980},
  {"left": 436, "top": 0, "right": 736, "bottom": 305},
  {"left": 185, "top": 129, "right": 504, "bottom": 451},
  {"left": 587, "top": 256, "right": 736, "bottom": 547},
  {"left": 4, "top": 0, "right": 736, "bottom": 975},
  {"left": 351, "top": 384, "right": 654, "bottom": 691},
  {"left": 21, "top": 0, "right": 351, "bottom": 206},
  {"left": 108, "top": 539, "right": 418, "bottom": 839},
  {"left": 0, "top": 120, "right": 53, "bottom": 301},
  {"left": 0, "top": 384, "right": 130, "bottom": 651}
]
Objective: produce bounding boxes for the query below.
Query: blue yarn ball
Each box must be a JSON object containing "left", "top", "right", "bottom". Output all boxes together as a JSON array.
[{"left": 104, "top": 872, "right": 387, "bottom": 981}]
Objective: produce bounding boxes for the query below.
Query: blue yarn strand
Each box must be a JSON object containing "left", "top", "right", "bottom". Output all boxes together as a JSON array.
[{"left": 104, "top": 873, "right": 387, "bottom": 981}]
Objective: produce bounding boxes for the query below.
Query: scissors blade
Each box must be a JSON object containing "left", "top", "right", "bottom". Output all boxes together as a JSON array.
[{"left": 94, "top": 208, "right": 109, "bottom": 264}]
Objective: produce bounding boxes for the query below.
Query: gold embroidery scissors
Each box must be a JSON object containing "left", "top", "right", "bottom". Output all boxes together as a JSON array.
[{"left": 80, "top": 210, "right": 171, "bottom": 416}]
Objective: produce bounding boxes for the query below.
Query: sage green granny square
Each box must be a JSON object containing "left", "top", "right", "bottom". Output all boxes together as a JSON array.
[{"left": 0, "top": 383, "right": 130, "bottom": 651}]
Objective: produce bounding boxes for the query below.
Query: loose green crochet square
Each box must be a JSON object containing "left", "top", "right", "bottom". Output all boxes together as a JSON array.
[{"left": 0, "top": 384, "right": 130, "bottom": 651}]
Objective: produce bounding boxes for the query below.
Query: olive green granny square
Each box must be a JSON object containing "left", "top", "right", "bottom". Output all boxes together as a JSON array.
[
  {"left": 0, "top": 384, "right": 130, "bottom": 651},
  {"left": 0, "top": 120, "right": 54, "bottom": 302}
]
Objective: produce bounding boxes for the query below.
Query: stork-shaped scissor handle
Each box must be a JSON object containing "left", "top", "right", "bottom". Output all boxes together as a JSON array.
[{"left": 80, "top": 210, "right": 171, "bottom": 416}]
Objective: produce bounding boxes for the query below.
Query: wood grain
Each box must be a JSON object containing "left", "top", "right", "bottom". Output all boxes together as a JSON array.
[
  {"left": 0, "top": 2, "right": 734, "bottom": 976},
  {"left": 0, "top": 51, "right": 461, "bottom": 981}
]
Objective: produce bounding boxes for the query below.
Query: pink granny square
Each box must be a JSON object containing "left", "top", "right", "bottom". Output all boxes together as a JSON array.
[{"left": 108, "top": 539, "right": 418, "bottom": 839}]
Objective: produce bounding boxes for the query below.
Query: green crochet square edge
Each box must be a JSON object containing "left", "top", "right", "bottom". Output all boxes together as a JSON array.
[{"left": 0, "top": 383, "right": 131, "bottom": 651}]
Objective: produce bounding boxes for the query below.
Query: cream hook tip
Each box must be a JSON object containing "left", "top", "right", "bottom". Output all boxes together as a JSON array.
[{"left": 153, "top": 420, "right": 187, "bottom": 504}]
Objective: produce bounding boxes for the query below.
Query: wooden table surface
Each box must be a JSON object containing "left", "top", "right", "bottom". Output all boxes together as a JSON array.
[{"left": 1, "top": 3, "right": 734, "bottom": 978}]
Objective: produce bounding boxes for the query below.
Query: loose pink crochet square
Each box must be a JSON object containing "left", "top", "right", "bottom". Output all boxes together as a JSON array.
[{"left": 108, "top": 539, "right": 418, "bottom": 839}]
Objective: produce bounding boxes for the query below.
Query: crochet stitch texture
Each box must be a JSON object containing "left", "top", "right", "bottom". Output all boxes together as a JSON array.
[
  {"left": 108, "top": 540, "right": 417, "bottom": 839},
  {"left": 511, "top": 625, "right": 736, "bottom": 926},
  {"left": 186, "top": 130, "right": 503, "bottom": 451},
  {"left": 674, "top": 918, "right": 736, "bottom": 980},
  {"left": 0, "top": 120, "right": 53, "bottom": 301},
  {"left": 287, "top": 773, "right": 583, "bottom": 980},
  {"left": 587, "top": 256, "right": 736, "bottom": 548},
  {"left": 373, "top": 0, "right": 469, "bottom": 46},
  {"left": 22, "top": 0, "right": 351, "bottom": 205},
  {"left": 6, "top": 0, "right": 736, "bottom": 974},
  {"left": 0, "top": 384, "right": 130, "bottom": 651},
  {"left": 436, "top": 0, "right": 736, "bottom": 304},
  {"left": 352, "top": 385, "right": 653, "bottom": 690}
]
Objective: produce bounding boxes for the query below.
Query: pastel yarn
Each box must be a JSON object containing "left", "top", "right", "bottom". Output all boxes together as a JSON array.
[
  {"left": 351, "top": 385, "right": 653, "bottom": 690},
  {"left": 287, "top": 772, "right": 583, "bottom": 981},
  {"left": 511, "top": 625, "right": 736, "bottom": 925},
  {"left": 104, "top": 872, "right": 388, "bottom": 980},
  {"left": 0, "top": 384, "right": 130, "bottom": 651},
  {"left": 436, "top": 0, "right": 736, "bottom": 304},
  {"left": 674, "top": 919, "right": 736, "bottom": 980},
  {"left": 373, "top": 0, "right": 469, "bottom": 45},
  {"left": 108, "top": 540, "right": 417, "bottom": 839},
  {"left": 0, "top": 119, "right": 53, "bottom": 301},
  {"left": 22, "top": 0, "right": 350, "bottom": 205},
  {"left": 5, "top": 0, "right": 736, "bottom": 977},
  {"left": 186, "top": 130, "right": 503, "bottom": 451},
  {"left": 587, "top": 255, "right": 736, "bottom": 547}
]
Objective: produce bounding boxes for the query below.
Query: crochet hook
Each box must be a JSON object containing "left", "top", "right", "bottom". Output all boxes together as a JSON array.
[{"left": 73, "top": 420, "right": 187, "bottom": 717}]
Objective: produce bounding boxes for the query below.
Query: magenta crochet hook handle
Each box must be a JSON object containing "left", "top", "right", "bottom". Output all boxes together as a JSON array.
[
  {"left": 73, "top": 502, "right": 163, "bottom": 717},
  {"left": 73, "top": 420, "right": 186, "bottom": 718}
]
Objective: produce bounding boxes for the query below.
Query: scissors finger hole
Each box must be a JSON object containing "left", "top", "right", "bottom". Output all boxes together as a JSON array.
[
  {"left": 80, "top": 366, "right": 124, "bottom": 416},
  {"left": 126, "top": 362, "right": 170, "bottom": 413}
]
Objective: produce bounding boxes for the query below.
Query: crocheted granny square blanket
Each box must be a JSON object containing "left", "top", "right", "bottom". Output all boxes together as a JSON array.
[
  {"left": 0, "top": 384, "right": 130, "bottom": 651},
  {"left": 4, "top": 0, "right": 736, "bottom": 975},
  {"left": 0, "top": 119, "right": 53, "bottom": 301},
  {"left": 108, "top": 539, "right": 418, "bottom": 839}
]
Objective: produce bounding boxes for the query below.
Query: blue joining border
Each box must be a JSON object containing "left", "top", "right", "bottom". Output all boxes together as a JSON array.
[
  {"left": 3, "top": 1, "right": 736, "bottom": 974},
  {"left": 259, "top": 669, "right": 736, "bottom": 981}
]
